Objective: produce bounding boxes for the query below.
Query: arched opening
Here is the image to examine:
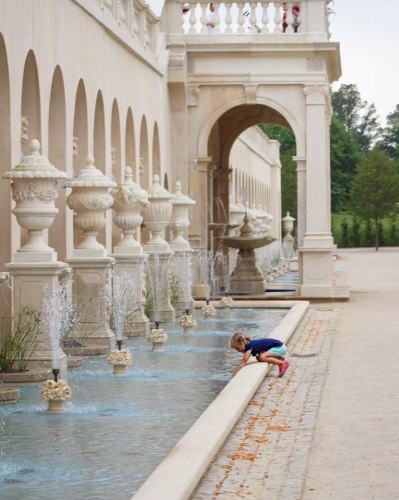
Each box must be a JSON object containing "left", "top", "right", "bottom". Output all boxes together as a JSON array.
[
  {"left": 125, "top": 107, "right": 136, "bottom": 178},
  {"left": 152, "top": 122, "right": 161, "bottom": 178},
  {"left": 21, "top": 50, "right": 41, "bottom": 154},
  {"left": 0, "top": 33, "right": 11, "bottom": 317},
  {"left": 93, "top": 90, "right": 106, "bottom": 246},
  {"left": 73, "top": 79, "right": 88, "bottom": 173},
  {"left": 93, "top": 90, "right": 106, "bottom": 173},
  {"left": 111, "top": 99, "right": 121, "bottom": 248},
  {"left": 48, "top": 66, "right": 67, "bottom": 261},
  {"left": 139, "top": 116, "right": 149, "bottom": 189}
]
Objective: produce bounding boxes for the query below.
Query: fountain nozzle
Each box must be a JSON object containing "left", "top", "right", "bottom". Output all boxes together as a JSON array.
[
  {"left": 116, "top": 340, "right": 122, "bottom": 351},
  {"left": 206, "top": 299, "right": 209, "bottom": 305},
  {"left": 52, "top": 368, "right": 60, "bottom": 383},
  {"left": 155, "top": 321, "right": 160, "bottom": 329},
  {"left": 185, "top": 308, "right": 190, "bottom": 316}
]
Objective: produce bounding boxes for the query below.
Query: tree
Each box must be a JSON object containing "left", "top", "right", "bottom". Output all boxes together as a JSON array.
[
  {"left": 330, "top": 116, "right": 361, "bottom": 211},
  {"left": 350, "top": 148, "right": 399, "bottom": 250},
  {"left": 379, "top": 104, "right": 399, "bottom": 168},
  {"left": 332, "top": 84, "right": 382, "bottom": 152}
]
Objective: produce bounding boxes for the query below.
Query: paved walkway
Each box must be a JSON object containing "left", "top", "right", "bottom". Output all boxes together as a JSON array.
[{"left": 192, "top": 248, "right": 399, "bottom": 499}]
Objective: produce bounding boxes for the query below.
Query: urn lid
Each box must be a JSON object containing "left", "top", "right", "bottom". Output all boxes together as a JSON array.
[
  {"left": 64, "top": 155, "right": 116, "bottom": 188},
  {"left": 282, "top": 211, "right": 295, "bottom": 222},
  {"left": 3, "top": 139, "right": 67, "bottom": 180},
  {"left": 171, "top": 181, "right": 196, "bottom": 205},
  {"left": 146, "top": 175, "right": 173, "bottom": 200},
  {"left": 112, "top": 167, "right": 149, "bottom": 206}
]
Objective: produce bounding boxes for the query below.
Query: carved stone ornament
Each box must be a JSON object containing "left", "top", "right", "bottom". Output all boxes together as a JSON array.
[
  {"left": 142, "top": 174, "right": 173, "bottom": 251},
  {"left": 2, "top": 139, "right": 67, "bottom": 254},
  {"left": 65, "top": 154, "right": 116, "bottom": 250},
  {"left": 21, "top": 116, "right": 29, "bottom": 145},
  {"left": 168, "top": 181, "right": 196, "bottom": 250},
  {"left": 111, "top": 166, "right": 150, "bottom": 252},
  {"left": 303, "top": 85, "right": 330, "bottom": 105}
]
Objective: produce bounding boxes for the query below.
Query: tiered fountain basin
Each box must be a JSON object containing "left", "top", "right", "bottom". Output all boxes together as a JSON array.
[{"left": 0, "top": 301, "right": 308, "bottom": 499}]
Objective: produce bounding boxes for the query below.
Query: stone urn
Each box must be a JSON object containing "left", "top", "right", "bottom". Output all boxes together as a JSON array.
[
  {"left": 2, "top": 139, "right": 67, "bottom": 258},
  {"left": 111, "top": 166, "right": 149, "bottom": 253},
  {"left": 201, "top": 302, "right": 216, "bottom": 316},
  {"left": 65, "top": 155, "right": 116, "bottom": 252},
  {"left": 179, "top": 313, "right": 197, "bottom": 333},
  {"left": 142, "top": 175, "right": 173, "bottom": 251},
  {"left": 147, "top": 324, "right": 168, "bottom": 351},
  {"left": 219, "top": 296, "right": 234, "bottom": 309},
  {"left": 282, "top": 211, "right": 295, "bottom": 236},
  {"left": 107, "top": 344, "right": 132, "bottom": 375},
  {"left": 168, "top": 181, "right": 196, "bottom": 250},
  {"left": 40, "top": 376, "right": 72, "bottom": 413}
]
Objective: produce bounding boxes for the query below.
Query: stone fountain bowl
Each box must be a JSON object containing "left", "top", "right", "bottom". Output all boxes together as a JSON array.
[{"left": 218, "top": 234, "right": 275, "bottom": 250}]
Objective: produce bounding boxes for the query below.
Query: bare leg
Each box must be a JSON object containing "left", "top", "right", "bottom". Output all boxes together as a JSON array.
[{"left": 256, "top": 352, "right": 284, "bottom": 367}]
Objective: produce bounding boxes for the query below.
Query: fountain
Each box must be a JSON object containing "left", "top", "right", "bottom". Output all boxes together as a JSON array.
[
  {"left": 179, "top": 308, "right": 197, "bottom": 333},
  {"left": 147, "top": 321, "right": 168, "bottom": 351},
  {"left": 107, "top": 273, "right": 133, "bottom": 374},
  {"left": 39, "top": 282, "right": 71, "bottom": 413},
  {"left": 218, "top": 213, "right": 275, "bottom": 295}
]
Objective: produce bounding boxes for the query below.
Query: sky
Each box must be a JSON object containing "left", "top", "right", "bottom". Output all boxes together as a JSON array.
[
  {"left": 329, "top": 0, "right": 399, "bottom": 125},
  {"left": 148, "top": 0, "right": 398, "bottom": 125}
]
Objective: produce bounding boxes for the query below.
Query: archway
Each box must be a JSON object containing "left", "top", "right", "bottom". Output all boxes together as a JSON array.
[
  {"left": 152, "top": 122, "right": 161, "bottom": 179},
  {"left": 139, "top": 115, "right": 149, "bottom": 189},
  {"left": 125, "top": 107, "right": 136, "bottom": 178},
  {"left": 0, "top": 33, "right": 11, "bottom": 317},
  {"left": 48, "top": 66, "right": 67, "bottom": 261},
  {"left": 73, "top": 79, "right": 88, "bottom": 173},
  {"left": 93, "top": 90, "right": 106, "bottom": 173},
  {"left": 21, "top": 50, "right": 41, "bottom": 154}
]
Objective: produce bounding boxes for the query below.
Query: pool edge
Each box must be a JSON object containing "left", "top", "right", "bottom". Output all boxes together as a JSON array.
[{"left": 132, "top": 300, "right": 309, "bottom": 500}]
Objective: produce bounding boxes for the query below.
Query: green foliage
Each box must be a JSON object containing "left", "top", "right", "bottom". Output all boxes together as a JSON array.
[
  {"left": 350, "top": 148, "right": 399, "bottom": 249},
  {"left": 144, "top": 290, "right": 154, "bottom": 319},
  {"left": 0, "top": 307, "right": 41, "bottom": 372},
  {"left": 169, "top": 274, "right": 183, "bottom": 307},
  {"left": 340, "top": 219, "right": 350, "bottom": 247},
  {"left": 378, "top": 104, "right": 399, "bottom": 169}
]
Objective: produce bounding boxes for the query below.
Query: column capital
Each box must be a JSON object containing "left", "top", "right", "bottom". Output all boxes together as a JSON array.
[
  {"left": 195, "top": 156, "right": 213, "bottom": 173},
  {"left": 303, "top": 84, "right": 330, "bottom": 105}
]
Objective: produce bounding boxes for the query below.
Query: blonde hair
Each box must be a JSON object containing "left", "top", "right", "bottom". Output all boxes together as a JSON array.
[{"left": 230, "top": 332, "right": 250, "bottom": 349}]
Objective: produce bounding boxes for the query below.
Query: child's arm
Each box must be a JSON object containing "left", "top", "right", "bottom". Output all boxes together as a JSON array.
[{"left": 232, "top": 350, "right": 252, "bottom": 376}]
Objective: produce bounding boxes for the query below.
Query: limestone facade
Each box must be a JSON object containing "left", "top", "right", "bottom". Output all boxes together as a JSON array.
[{"left": 0, "top": 0, "right": 341, "bottom": 317}]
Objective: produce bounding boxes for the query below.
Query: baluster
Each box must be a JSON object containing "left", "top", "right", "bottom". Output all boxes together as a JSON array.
[
  {"left": 200, "top": 2, "right": 208, "bottom": 33},
  {"left": 213, "top": 4, "right": 221, "bottom": 33},
  {"left": 237, "top": 3, "right": 246, "bottom": 33},
  {"left": 273, "top": 1, "right": 282, "bottom": 33},
  {"left": 285, "top": 2, "right": 294, "bottom": 33},
  {"left": 189, "top": 2, "right": 197, "bottom": 33},
  {"left": 249, "top": 3, "right": 257, "bottom": 32},
  {"left": 225, "top": 3, "right": 233, "bottom": 33},
  {"left": 261, "top": 1, "right": 270, "bottom": 33}
]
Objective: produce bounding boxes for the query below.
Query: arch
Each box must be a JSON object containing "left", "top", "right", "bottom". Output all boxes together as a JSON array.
[
  {"left": 125, "top": 107, "right": 136, "bottom": 177},
  {"left": 48, "top": 66, "right": 67, "bottom": 261},
  {"left": 197, "top": 94, "right": 303, "bottom": 157},
  {"left": 0, "top": 33, "right": 12, "bottom": 316},
  {"left": 93, "top": 90, "right": 105, "bottom": 173},
  {"left": 152, "top": 122, "right": 161, "bottom": 178},
  {"left": 111, "top": 99, "right": 121, "bottom": 183},
  {"left": 73, "top": 79, "right": 88, "bottom": 173},
  {"left": 21, "top": 50, "right": 41, "bottom": 153},
  {"left": 139, "top": 115, "right": 149, "bottom": 188}
]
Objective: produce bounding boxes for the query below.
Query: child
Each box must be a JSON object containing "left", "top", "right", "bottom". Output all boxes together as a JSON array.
[{"left": 230, "top": 332, "right": 289, "bottom": 377}]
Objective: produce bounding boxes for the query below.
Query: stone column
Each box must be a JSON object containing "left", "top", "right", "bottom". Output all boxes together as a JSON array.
[
  {"left": 65, "top": 155, "right": 116, "bottom": 350},
  {"left": 111, "top": 167, "right": 150, "bottom": 337},
  {"left": 3, "top": 140, "right": 68, "bottom": 373},
  {"left": 300, "top": 85, "right": 334, "bottom": 297},
  {"left": 190, "top": 156, "right": 212, "bottom": 249}
]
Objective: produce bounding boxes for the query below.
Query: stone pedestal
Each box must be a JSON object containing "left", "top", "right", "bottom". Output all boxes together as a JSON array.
[
  {"left": 299, "top": 234, "right": 335, "bottom": 297},
  {"left": 229, "top": 248, "right": 265, "bottom": 295},
  {"left": 170, "top": 249, "right": 194, "bottom": 315},
  {"left": 112, "top": 253, "right": 149, "bottom": 337},
  {"left": 146, "top": 251, "right": 175, "bottom": 323},
  {"left": 67, "top": 254, "right": 115, "bottom": 349}
]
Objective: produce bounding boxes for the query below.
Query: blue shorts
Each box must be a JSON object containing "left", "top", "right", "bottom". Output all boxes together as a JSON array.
[{"left": 267, "top": 344, "right": 287, "bottom": 358}]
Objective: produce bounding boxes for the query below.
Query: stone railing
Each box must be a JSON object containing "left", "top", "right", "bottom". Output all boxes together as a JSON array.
[
  {"left": 75, "top": 0, "right": 161, "bottom": 56},
  {"left": 166, "top": 0, "right": 332, "bottom": 37}
]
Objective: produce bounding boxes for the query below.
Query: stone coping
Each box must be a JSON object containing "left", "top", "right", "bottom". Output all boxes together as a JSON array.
[{"left": 132, "top": 300, "right": 309, "bottom": 500}]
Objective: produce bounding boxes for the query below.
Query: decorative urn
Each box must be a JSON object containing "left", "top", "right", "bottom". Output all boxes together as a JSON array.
[
  {"left": 282, "top": 212, "right": 295, "bottom": 236},
  {"left": 142, "top": 175, "right": 173, "bottom": 251},
  {"left": 2, "top": 139, "right": 67, "bottom": 259},
  {"left": 147, "top": 323, "right": 168, "bottom": 351},
  {"left": 168, "top": 181, "right": 196, "bottom": 250},
  {"left": 64, "top": 155, "right": 116, "bottom": 253},
  {"left": 111, "top": 166, "right": 149, "bottom": 253}
]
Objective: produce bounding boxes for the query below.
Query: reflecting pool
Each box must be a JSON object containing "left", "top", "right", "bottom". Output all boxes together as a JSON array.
[{"left": 0, "top": 307, "right": 287, "bottom": 500}]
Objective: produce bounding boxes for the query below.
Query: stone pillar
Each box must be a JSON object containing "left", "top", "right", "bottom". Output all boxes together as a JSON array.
[
  {"left": 190, "top": 156, "right": 212, "bottom": 249},
  {"left": 300, "top": 85, "right": 334, "bottom": 297},
  {"left": 3, "top": 140, "right": 68, "bottom": 373},
  {"left": 111, "top": 167, "right": 150, "bottom": 337},
  {"left": 65, "top": 155, "right": 116, "bottom": 350},
  {"left": 171, "top": 249, "right": 194, "bottom": 315}
]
